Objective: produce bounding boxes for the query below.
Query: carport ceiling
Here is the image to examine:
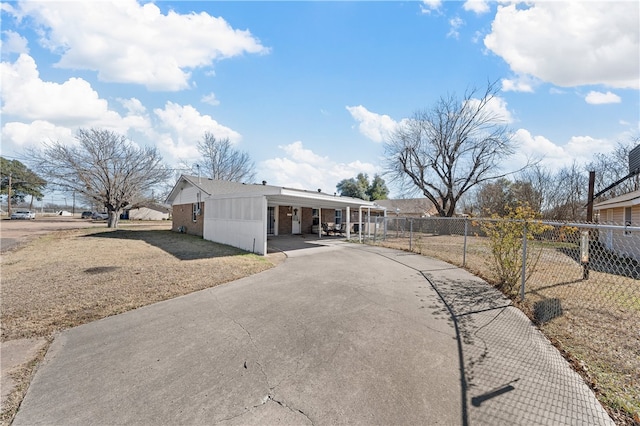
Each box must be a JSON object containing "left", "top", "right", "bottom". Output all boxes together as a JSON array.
[{"left": 266, "top": 194, "right": 382, "bottom": 211}]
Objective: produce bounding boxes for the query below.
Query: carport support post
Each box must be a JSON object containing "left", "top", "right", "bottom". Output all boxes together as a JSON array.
[
  {"left": 318, "top": 207, "right": 322, "bottom": 238},
  {"left": 346, "top": 206, "right": 350, "bottom": 239},
  {"left": 358, "top": 208, "right": 363, "bottom": 242}
]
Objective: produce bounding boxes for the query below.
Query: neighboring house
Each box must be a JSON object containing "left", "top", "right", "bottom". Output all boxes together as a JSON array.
[
  {"left": 593, "top": 190, "right": 640, "bottom": 261},
  {"left": 123, "top": 204, "right": 171, "bottom": 221},
  {"left": 165, "top": 175, "right": 386, "bottom": 255},
  {"left": 376, "top": 198, "right": 439, "bottom": 218}
]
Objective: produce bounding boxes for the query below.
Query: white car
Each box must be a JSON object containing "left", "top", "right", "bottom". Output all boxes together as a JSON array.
[{"left": 10, "top": 210, "right": 36, "bottom": 220}]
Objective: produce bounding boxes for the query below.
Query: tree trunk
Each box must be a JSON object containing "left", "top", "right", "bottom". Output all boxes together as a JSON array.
[{"left": 107, "top": 211, "right": 119, "bottom": 228}]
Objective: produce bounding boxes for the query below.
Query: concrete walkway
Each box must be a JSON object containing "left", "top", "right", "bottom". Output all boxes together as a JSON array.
[{"left": 13, "top": 239, "right": 613, "bottom": 425}]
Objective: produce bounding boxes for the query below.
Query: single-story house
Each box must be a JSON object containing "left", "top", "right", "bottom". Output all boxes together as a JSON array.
[
  {"left": 593, "top": 189, "right": 640, "bottom": 261},
  {"left": 375, "top": 198, "right": 439, "bottom": 218},
  {"left": 122, "top": 203, "right": 171, "bottom": 221},
  {"left": 166, "top": 175, "right": 386, "bottom": 255}
]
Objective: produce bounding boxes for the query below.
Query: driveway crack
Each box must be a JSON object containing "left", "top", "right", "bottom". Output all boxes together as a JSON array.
[
  {"left": 269, "top": 395, "right": 314, "bottom": 425},
  {"left": 214, "top": 297, "right": 271, "bottom": 388}
]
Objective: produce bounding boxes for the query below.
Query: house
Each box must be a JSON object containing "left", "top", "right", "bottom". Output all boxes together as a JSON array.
[
  {"left": 123, "top": 203, "right": 171, "bottom": 221},
  {"left": 376, "top": 198, "right": 438, "bottom": 218},
  {"left": 165, "top": 175, "right": 386, "bottom": 255},
  {"left": 593, "top": 189, "right": 640, "bottom": 261}
]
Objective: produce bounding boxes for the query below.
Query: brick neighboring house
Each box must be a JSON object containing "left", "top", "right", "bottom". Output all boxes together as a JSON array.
[
  {"left": 594, "top": 189, "right": 640, "bottom": 261},
  {"left": 165, "top": 175, "right": 386, "bottom": 254}
]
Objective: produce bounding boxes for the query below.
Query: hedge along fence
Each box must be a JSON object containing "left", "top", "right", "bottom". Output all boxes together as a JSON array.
[{"left": 362, "top": 215, "right": 640, "bottom": 423}]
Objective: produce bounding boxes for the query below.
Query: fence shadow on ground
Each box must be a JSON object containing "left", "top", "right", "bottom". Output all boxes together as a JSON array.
[{"left": 87, "top": 229, "right": 248, "bottom": 260}]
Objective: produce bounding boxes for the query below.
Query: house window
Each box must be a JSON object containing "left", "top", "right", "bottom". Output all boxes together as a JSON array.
[
  {"left": 624, "top": 207, "right": 632, "bottom": 235},
  {"left": 312, "top": 208, "right": 319, "bottom": 226},
  {"left": 192, "top": 202, "right": 201, "bottom": 222},
  {"left": 335, "top": 209, "right": 342, "bottom": 225}
]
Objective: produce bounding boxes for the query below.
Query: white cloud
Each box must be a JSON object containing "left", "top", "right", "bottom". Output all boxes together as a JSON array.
[
  {"left": 1, "top": 30, "right": 29, "bottom": 54},
  {"left": 0, "top": 53, "right": 152, "bottom": 148},
  {"left": 0, "top": 53, "right": 246, "bottom": 165},
  {"left": 511, "top": 128, "right": 614, "bottom": 171},
  {"left": 420, "top": 0, "right": 442, "bottom": 15},
  {"left": 346, "top": 105, "right": 402, "bottom": 143},
  {"left": 463, "top": 0, "right": 490, "bottom": 15},
  {"left": 584, "top": 91, "right": 621, "bottom": 105},
  {"left": 11, "top": 0, "right": 269, "bottom": 91},
  {"left": 118, "top": 97, "right": 147, "bottom": 115},
  {"left": 1, "top": 54, "right": 118, "bottom": 123},
  {"left": 484, "top": 2, "right": 639, "bottom": 89},
  {"left": 465, "top": 96, "right": 514, "bottom": 124},
  {"left": 152, "top": 102, "right": 242, "bottom": 160},
  {"left": 501, "top": 77, "right": 535, "bottom": 93},
  {"left": 1, "top": 120, "right": 74, "bottom": 148},
  {"left": 201, "top": 92, "right": 220, "bottom": 106},
  {"left": 447, "top": 17, "right": 464, "bottom": 39},
  {"left": 260, "top": 141, "right": 378, "bottom": 192}
]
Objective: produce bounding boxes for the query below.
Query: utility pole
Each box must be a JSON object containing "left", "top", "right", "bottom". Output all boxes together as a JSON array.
[{"left": 586, "top": 171, "right": 595, "bottom": 222}]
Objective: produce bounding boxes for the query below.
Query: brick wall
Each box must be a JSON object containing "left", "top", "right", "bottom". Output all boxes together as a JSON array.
[
  {"left": 278, "top": 206, "right": 291, "bottom": 235},
  {"left": 171, "top": 202, "right": 204, "bottom": 236},
  {"left": 302, "top": 207, "right": 314, "bottom": 233}
]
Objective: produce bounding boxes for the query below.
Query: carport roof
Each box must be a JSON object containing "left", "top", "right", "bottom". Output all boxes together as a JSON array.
[{"left": 167, "top": 175, "right": 385, "bottom": 211}]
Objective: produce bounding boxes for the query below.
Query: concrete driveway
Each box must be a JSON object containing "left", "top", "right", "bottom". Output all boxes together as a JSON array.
[{"left": 13, "top": 239, "right": 612, "bottom": 425}]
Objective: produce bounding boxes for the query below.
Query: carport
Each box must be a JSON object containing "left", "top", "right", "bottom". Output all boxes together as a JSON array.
[{"left": 203, "top": 186, "right": 385, "bottom": 255}]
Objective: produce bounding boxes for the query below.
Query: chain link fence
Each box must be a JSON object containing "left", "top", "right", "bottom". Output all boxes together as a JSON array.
[{"left": 358, "top": 216, "right": 639, "bottom": 423}]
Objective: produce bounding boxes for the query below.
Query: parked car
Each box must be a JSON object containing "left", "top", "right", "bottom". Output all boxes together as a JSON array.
[
  {"left": 10, "top": 210, "right": 36, "bottom": 220},
  {"left": 81, "top": 211, "right": 93, "bottom": 219},
  {"left": 92, "top": 211, "right": 109, "bottom": 220}
]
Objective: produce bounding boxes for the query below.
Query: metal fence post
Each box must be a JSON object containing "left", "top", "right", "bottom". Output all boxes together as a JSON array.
[
  {"left": 409, "top": 218, "right": 413, "bottom": 251},
  {"left": 520, "top": 221, "right": 527, "bottom": 301},
  {"left": 463, "top": 217, "right": 468, "bottom": 267}
]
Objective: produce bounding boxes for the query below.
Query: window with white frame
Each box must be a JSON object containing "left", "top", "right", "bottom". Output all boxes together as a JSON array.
[
  {"left": 624, "top": 207, "right": 632, "bottom": 235},
  {"left": 335, "top": 209, "right": 342, "bottom": 225}
]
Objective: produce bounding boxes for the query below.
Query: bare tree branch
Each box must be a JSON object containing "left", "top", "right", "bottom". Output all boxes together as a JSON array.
[
  {"left": 384, "top": 81, "right": 524, "bottom": 217},
  {"left": 27, "top": 128, "right": 171, "bottom": 228},
  {"left": 196, "top": 133, "right": 256, "bottom": 182}
]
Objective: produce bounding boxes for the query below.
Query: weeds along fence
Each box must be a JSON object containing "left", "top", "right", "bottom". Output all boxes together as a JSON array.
[{"left": 361, "top": 216, "right": 639, "bottom": 421}]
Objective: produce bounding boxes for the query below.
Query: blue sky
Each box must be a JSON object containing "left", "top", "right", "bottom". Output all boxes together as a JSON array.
[{"left": 1, "top": 0, "right": 639, "bottom": 199}]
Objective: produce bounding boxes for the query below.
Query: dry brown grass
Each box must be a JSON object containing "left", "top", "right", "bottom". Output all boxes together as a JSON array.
[
  {"left": 1, "top": 223, "right": 275, "bottom": 425},
  {"left": 1, "top": 225, "right": 275, "bottom": 341},
  {"left": 375, "top": 234, "right": 640, "bottom": 425}
]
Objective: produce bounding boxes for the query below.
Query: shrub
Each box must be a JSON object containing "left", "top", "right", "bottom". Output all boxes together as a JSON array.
[{"left": 480, "top": 205, "right": 551, "bottom": 296}]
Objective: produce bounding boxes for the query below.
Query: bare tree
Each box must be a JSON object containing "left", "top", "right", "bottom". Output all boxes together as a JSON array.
[
  {"left": 384, "top": 82, "right": 518, "bottom": 216},
  {"left": 587, "top": 138, "right": 640, "bottom": 200},
  {"left": 517, "top": 164, "right": 554, "bottom": 214},
  {"left": 197, "top": 132, "right": 256, "bottom": 182},
  {"left": 544, "top": 161, "right": 588, "bottom": 221},
  {"left": 27, "top": 128, "right": 171, "bottom": 228}
]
